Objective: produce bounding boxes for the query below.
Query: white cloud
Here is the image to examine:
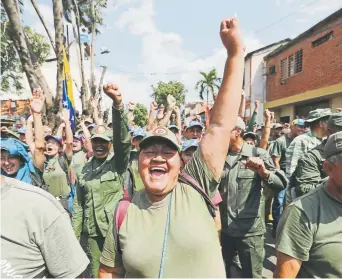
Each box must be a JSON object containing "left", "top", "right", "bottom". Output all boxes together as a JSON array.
[{"left": 104, "top": 0, "right": 264, "bottom": 107}]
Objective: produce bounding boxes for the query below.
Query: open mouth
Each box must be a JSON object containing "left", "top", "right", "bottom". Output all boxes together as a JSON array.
[
  {"left": 149, "top": 167, "right": 167, "bottom": 177},
  {"left": 47, "top": 147, "right": 53, "bottom": 152},
  {"left": 4, "top": 165, "right": 14, "bottom": 173}
]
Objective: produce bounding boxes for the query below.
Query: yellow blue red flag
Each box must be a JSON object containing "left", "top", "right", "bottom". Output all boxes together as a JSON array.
[{"left": 62, "top": 46, "right": 76, "bottom": 133}]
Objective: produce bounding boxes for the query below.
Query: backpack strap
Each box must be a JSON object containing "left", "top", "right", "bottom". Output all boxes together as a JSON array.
[
  {"left": 178, "top": 172, "right": 216, "bottom": 218},
  {"left": 113, "top": 197, "right": 132, "bottom": 253}
]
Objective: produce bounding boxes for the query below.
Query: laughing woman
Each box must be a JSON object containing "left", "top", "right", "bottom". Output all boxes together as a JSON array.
[
  {"left": 71, "top": 84, "right": 131, "bottom": 277},
  {"left": 31, "top": 89, "right": 74, "bottom": 211},
  {"left": 98, "top": 16, "right": 245, "bottom": 278}
]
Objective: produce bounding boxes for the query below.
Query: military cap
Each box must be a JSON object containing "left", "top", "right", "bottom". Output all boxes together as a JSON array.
[
  {"left": 327, "top": 112, "right": 342, "bottom": 128},
  {"left": 45, "top": 135, "right": 63, "bottom": 146},
  {"left": 132, "top": 127, "right": 146, "bottom": 139},
  {"left": 187, "top": 121, "right": 204, "bottom": 130},
  {"left": 139, "top": 126, "right": 180, "bottom": 151},
  {"left": 182, "top": 139, "right": 199, "bottom": 152},
  {"left": 168, "top": 124, "right": 180, "bottom": 132},
  {"left": 324, "top": 131, "right": 342, "bottom": 159},
  {"left": 305, "top": 108, "right": 331, "bottom": 123},
  {"left": 91, "top": 125, "right": 112, "bottom": 142},
  {"left": 273, "top": 123, "right": 283, "bottom": 129}
]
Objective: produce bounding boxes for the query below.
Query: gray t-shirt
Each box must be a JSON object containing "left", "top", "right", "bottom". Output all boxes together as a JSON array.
[{"left": 0, "top": 177, "right": 89, "bottom": 278}]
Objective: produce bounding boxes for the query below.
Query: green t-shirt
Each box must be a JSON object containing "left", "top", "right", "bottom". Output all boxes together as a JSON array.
[
  {"left": 270, "top": 135, "right": 293, "bottom": 172},
  {"left": 1, "top": 177, "right": 89, "bottom": 278},
  {"left": 276, "top": 182, "right": 342, "bottom": 278},
  {"left": 100, "top": 149, "right": 225, "bottom": 278}
]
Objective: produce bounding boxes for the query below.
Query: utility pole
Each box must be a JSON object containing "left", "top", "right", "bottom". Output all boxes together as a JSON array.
[{"left": 90, "top": 0, "right": 96, "bottom": 99}]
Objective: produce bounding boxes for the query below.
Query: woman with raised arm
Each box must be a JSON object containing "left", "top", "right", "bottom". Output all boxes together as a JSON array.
[{"left": 98, "top": 16, "right": 245, "bottom": 278}]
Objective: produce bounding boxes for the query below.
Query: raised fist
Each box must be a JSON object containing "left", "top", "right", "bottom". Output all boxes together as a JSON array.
[
  {"left": 220, "top": 16, "right": 244, "bottom": 57},
  {"left": 255, "top": 100, "right": 260, "bottom": 108},
  {"left": 150, "top": 101, "right": 158, "bottom": 111},
  {"left": 103, "top": 83, "right": 122, "bottom": 107},
  {"left": 30, "top": 88, "right": 45, "bottom": 114},
  {"left": 264, "top": 109, "right": 271, "bottom": 120},
  {"left": 61, "top": 108, "right": 70, "bottom": 124},
  {"left": 167, "top": 95, "right": 176, "bottom": 110}
]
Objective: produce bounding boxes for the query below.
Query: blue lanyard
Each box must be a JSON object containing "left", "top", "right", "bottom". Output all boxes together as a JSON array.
[{"left": 158, "top": 191, "right": 173, "bottom": 278}]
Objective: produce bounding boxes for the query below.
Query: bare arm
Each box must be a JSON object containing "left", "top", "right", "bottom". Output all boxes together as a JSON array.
[
  {"left": 80, "top": 120, "right": 92, "bottom": 153},
  {"left": 200, "top": 17, "right": 244, "bottom": 181},
  {"left": 30, "top": 89, "right": 46, "bottom": 170},
  {"left": 158, "top": 95, "right": 176, "bottom": 127},
  {"left": 98, "top": 265, "right": 125, "bottom": 278},
  {"left": 259, "top": 110, "right": 272, "bottom": 150},
  {"left": 238, "top": 90, "right": 245, "bottom": 118},
  {"left": 56, "top": 123, "right": 65, "bottom": 138},
  {"left": 174, "top": 106, "right": 182, "bottom": 132},
  {"left": 272, "top": 156, "right": 280, "bottom": 169},
  {"left": 25, "top": 115, "right": 35, "bottom": 153},
  {"left": 126, "top": 102, "right": 136, "bottom": 128},
  {"left": 274, "top": 250, "right": 302, "bottom": 278},
  {"left": 146, "top": 101, "right": 157, "bottom": 131},
  {"left": 90, "top": 97, "right": 103, "bottom": 125},
  {"left": 62, "top": 108, "right": 73, "bottom": 160}
]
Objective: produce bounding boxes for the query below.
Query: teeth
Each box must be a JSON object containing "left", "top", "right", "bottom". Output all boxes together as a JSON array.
[{"left": 151, "top": 168, "right": 165, "bottom": 172}]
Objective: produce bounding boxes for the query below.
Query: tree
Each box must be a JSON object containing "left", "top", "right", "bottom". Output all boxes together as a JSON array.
[
  {"left": 133, "top": 103, "right": 148, "bottom": 127},
  {"left": 195, "top": 68, "right": 221, "bottom": 104},
  {"left": 151, "top": 81, "right": 186, "bottom": 108}
]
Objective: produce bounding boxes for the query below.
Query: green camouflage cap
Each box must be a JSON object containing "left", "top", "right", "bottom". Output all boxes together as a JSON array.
[
  {"left": 91, "top": 125, "right": 112, "bottom": 141},
  {"left": 327, "top": 112, "right": 342, "bottom": 128},
  {"left": 139, "top": 126, "right": 180, "bottom": 151},
  {"left": 305, "top": 108, "right": 331, "bottom": 123},
  {"left": 5, "top": 129, "right": 20, "bottom": 140},
  {"left": 324, "top": 131, "right": 342, "bottom": 159}
]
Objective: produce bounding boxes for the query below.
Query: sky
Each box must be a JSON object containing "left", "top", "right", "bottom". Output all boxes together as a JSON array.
[{"left": 20, "top": 0, "right": 342, "bottom": 111}]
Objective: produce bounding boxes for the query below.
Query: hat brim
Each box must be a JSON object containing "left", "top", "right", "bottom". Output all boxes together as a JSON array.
[
  {"left": 305, "top": 114, "right": 331, "bottom": 123},
  {"left": 182, "top": 144, "right": 199, "bottom": 152},
  {"left": 44, "top": 135, "right": 63, "bottom": 145},
  {"left": 139, "top": 135, "right": 180, "bottom": 151},
  {"left": 91, "top": 135, "right": 111, "bottom": 142},
  {"left": 187, "top": 125, "right": 203, "bottom": 130}
]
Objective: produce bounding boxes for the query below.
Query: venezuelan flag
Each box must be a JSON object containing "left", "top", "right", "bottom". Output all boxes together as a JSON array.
[{"left": 62, "top": 46, "right": 76, "bottom": 133}]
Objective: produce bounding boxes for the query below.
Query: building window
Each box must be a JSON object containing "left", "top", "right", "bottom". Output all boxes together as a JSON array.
[
  {"left": 312, "top": 31, "right": 333, "bottom": 48},
  {"left": 288, "top": 54, "right": 295, "bottom": 76},
  {"left": 269, "top": 65, "right": 276, "bottom": 75},
  {"left": 280, "top": 58, "right": 287, "bottom": 81},
  {"left": 295, "top": 49, "right": 303, "bottom": 73}
]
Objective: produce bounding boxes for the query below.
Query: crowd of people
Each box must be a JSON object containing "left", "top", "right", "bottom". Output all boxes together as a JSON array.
[{"left": 1, "top": 16, "right": 341, "bottom": 279}]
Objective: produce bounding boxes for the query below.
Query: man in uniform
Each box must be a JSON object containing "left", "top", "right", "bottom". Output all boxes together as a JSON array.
[
  {"left": 220, "top": 116, "right": 287, "bottom": 278},
  {"left": 293, "top": 112, "right": 342, "bottom": 198},
  {"left": 186, "top": 121, "right": 203, "bottom": 140},
  {"left": 274, "top": 131, "right": 342, "bottom": 278},
  {"left": 269, "top": 119, "right": 304, "bottom": 236},
  {"left": 284, "top": 108, "right": 331, "bottom": 205},
  {"left": 72, "top": 84, "right": 131, "bottom": 277}
]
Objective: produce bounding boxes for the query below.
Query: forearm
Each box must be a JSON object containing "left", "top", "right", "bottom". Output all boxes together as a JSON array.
[
  {"left": 99, "top": 265, "right": 125, "bottom": 278},
  {"left": 64, "top": 120, "right": 73, "bottom": 158},
  {"left": 238, "top": 95, "right": 245, "bottom": 117},
  {"left": 159, "top": 109, "right": 173, "bottom": 127},
  {"left": 33, "top": 112, "right": 45, "bottom": 169},
  {"left": 126, "top": 110, "right": 134, "bottom": 127},
  {"left": 259, "top": 119, "right": 271, "bottom": 149},
  {"left": 56, "top": 124, "right": 64, "bottom": 138},
  {"left": 93, "top": 107, "right": 102, "bottom": 125},
  {"left": 80, "top": 122, "right": 92, "bottom": 153},
  {"left": 272, "top": 157, "right": 280, "bottom": 169},
  {"left": 247, "top": 111, "right": 257, "bottom": 132},
  {"left": 26, "top": 121, "right": 35, "bottom": 152},
  {"left": 176, "top": 111, "right": 182, "bottom": 131},
  {"left": 146, "top": 110, "right": 155, "bottom": 131}
]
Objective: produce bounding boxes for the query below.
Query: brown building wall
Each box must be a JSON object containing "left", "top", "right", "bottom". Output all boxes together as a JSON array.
[{"left": 266, "top": 17, "right": 342, "bottom": 102}]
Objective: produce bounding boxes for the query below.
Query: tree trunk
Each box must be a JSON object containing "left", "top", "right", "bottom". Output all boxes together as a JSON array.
[
  {"left": 30, "top": 0, "right": 56, "bottom": 54},
  {"left": 90, "top": 0, "right": 96, "bottom": 99},
  {"left": 52, "top": 0, "right": 64, "bottom": 114},
  {"left": 96, "top": 65, "right": 107, "bottom": 116},
  {"left": 2, "top": 0, "right": 39, "bottom": 91}
]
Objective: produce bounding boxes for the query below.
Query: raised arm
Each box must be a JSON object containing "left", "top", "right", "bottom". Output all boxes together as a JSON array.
[
  {"left": 79, "top": 119, "right": 93, "bottom": 153},
  {"left": 103, "top": 84, "right": 131, "bottom": 173},
  {"left": 126, "top": 102, "right": 136, "bottom": 128},
  {"left": 25, "top": 115, "right": 35, "bottom": 153},
  {"left": 200, "top": 17, "right": 245, "bottom": 181},
  {"left": 238, "top": 90, "right": 246, "bottom": 118},
  {"left": 30, "top": 89, "right": 46, "bottom": 170},
  {"left": 146, "top": 101, "right": 157, "bottom": 131},
  {"left": 259, "top": 109, "right": 272, "bottom": 150},
  {"left": 158, "top": 95, "right": 176, "bottom": 127},
  {"left": 90, "top": 97, "right": 103, "bottom": 125},
  {"left": 62, "top": 108, "right": 73, "bottom": 160},
  {"left": 247, "top": 100, "right": 259, "bottom": 132}
]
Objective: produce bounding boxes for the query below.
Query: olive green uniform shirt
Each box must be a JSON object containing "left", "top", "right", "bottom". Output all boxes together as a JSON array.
[
  {"left": 100, "top": 150, "right": 225, "bottom": 278},
  {"left": 270, "top": 135, "right": 293, "bottom": 172},
  {"left": 43, "top": 155, "right": 71, "bottom": 198},
  {"left": 219, "top": 143, "right": 287, "bottom": 237},
  {"left": 72, "top": 150, "right": 86, "bottom": 175},
  {"left": 72, "top": 107, "right": 131, "bottom": 239},
  {"left": 276, "top": 182, "right": 342, "bottom": 278}
]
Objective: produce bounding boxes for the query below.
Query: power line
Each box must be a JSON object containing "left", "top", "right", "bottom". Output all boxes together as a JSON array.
[{"left": 109, "top": 0, "right": 322, "bottom": 76}]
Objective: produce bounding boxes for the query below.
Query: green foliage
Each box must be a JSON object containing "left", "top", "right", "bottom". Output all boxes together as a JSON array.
[
  {"left": 195, "top": 68, "right": 221, "bottom": 103},
  {"left": 133, "top": 103, "right": 148, "bottom": 128},
  {"left": 0, "top": 16, "right": 50, "bottom": 93},
  {"left": 151, "top": 81, "right": 186, "bottom": 108},
  {"left": 63, "top": 0, "right": 107, "bottom": 34}
]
